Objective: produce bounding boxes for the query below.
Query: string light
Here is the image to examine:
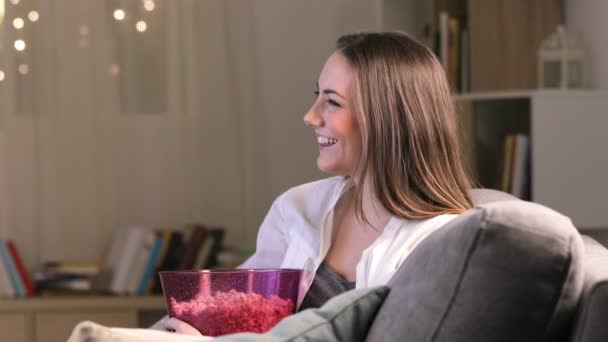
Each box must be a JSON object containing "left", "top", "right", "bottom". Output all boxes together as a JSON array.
[
  {"left": 0, "top": 70, "right": 5, "bottom": 82},
  {"left": 14, "top": 39, "right": 26, "bottom": 51},
  {"left": 144, "top": 0, "right": 155, "bottom": 11},
  {"left": 136, "top": 20, "right": 147, "bottom": 32},
  {"left": 9, "top": 0, "right": 19, "bottom": 5},
  {"left": 18, "top": 64, "right": 29, "bottom": 75},
  {"left": 28, "top": 10, "right": 39, "bottom": 22},
  {"left": 109, "top": 64, "right": 120, "bottom": 77},
  {"left": 113, "top": 9, "right": 125, "bottom": 21},
  {"left": 13, "top": 16, "right": 24, "bottom": 29},
  {"left": 0, "top": 0, "right": 4, "bottom": 26}
]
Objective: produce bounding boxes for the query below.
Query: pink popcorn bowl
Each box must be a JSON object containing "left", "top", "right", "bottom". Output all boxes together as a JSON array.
[{"left": 159, "top": 269, "right": 302, "bottom": 336}]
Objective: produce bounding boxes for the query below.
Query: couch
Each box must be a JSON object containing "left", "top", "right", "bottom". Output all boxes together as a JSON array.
[
  {"left": 69, "top": 189, "right": 608, "bottom": 342},
  {"left": 361, "top": 189, "right": 608, "bottom": 342}
]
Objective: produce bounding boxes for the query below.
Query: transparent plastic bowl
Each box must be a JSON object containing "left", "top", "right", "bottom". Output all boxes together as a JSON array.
[{"left": 159, "top": 269, "right": 302, "bottom": 336}]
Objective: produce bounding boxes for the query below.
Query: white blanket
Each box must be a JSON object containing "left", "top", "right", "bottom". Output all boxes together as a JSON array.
[{"left": 68, "top": 321, "right": 215, "bottom": 342}]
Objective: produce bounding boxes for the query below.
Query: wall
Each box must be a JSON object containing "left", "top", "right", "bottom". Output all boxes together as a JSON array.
[
  {"left": 567, "top": 0, "right": 608, "bottom": 89},
  {"left": 250, "top": 0, "right": 379, "bottom": 197},
  {"left": 566, "top": 0, "right": 608, "bottom": 244},
  {"left": 251, "top": 0, "right": 422, "bottom": 198},
  {"left": 0, "top": 0, "right": 420, "bottom": 267}
]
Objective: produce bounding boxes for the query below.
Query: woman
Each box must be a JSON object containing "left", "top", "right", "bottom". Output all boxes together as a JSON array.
[{"left": 154, "top": 31, "right": 473, "bottom": 333}]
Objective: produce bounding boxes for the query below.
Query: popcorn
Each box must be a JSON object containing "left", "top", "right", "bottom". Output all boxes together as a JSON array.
[{"left": 169, "top": 289, "right": 295, "bottom": 336}]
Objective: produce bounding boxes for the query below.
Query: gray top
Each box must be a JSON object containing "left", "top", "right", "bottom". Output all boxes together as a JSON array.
[{"left": 299, "top": 261, "right": 356, "bottom": 311}]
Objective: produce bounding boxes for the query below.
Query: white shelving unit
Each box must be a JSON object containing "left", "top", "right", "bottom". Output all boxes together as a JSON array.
[
  {"left": 0, "top": 296, "right": 166, "bottom": 342},
  {"left": 457, "top": 90, "right": 608, "bottom": 229},
  {"left": 454, "top": 90, "right": 535, "bottom": 102}
]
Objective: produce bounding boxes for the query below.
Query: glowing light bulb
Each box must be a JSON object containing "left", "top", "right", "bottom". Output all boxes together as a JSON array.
[
  {"left": 109, "top": 64, "right": 120, "bottom": 77},
  {"left": 28, "top": 10, "right": 39, "bottom": 22},
  {"left": 113, "top": 9, "right": 125, "bottom": 21},
  {"left": 144, "top": 0, "right": 155, "bottom": 11},
  {"left": 9, "top": 0, "right": 20, "bottom": 5},
  {"left": 136, "top": 20, "right": 147, "bottom": 32},
  {"left": 0, "top": 70, "right": 5, "bottom": 82},
  {"left": 13, "top": 17, "right": 24, "bottom": 29},
  {"left": 14, "top": 39, "right": 25, "bottom": 51},
  {"left": 18, "top": 64, "right": 29, "bottom": 75}
]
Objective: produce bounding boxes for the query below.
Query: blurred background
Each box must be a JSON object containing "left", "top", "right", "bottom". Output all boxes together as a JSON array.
[{"left": 0, "top": 0, "right": 607, "bottom": 339}]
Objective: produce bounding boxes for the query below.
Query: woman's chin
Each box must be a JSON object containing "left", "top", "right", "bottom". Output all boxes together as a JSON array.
[
  {"left": 316, "top": 160, "right": 334, "bottom": 174},
  {"left": 316, "top": 159, "right": 345, "bottom": 175}
]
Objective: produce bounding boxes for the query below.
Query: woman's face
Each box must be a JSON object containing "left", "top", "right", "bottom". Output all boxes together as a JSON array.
[{"left": 304, "top": 52, "right": 362, "bottom": 176}]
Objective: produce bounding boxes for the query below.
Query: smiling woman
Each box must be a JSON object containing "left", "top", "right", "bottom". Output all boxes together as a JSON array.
[{"left": 152, "top": 31, "right": 475, "bottom": 335}]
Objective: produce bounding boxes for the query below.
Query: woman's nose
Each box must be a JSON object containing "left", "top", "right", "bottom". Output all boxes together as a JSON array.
[{"left": 303, "top": 106, "right": 322, "bottom": 127}]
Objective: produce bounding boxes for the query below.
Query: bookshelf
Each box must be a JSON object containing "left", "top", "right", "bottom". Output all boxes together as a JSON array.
[
  {"left": 456, "top": 90, "right": 608, "bottom": 230},
  {"left": 454, "top": 90, "right": 534, "bottom": 102},
  {"left": 429, "top": 0, "right": 562, "bottom": 94},
  {"left": 0, "top": 296, "right": 165, "bottom": 342},
  {"left": 422, "top": 1, "right": 608, "bottom": 229}
]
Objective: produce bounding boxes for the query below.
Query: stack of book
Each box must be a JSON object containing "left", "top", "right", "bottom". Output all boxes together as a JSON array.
[
  {"left": 0, "top": 240, "right": 35, "bottom": 298},
  {"left": 500, "top": 134, "right": 531, "bottom": 200},
  {"left": 33, "top": 261, "right": 101, "bottom": 295},
  {"left": 96, "top": 224, "right": 226, "bottom": 296}
]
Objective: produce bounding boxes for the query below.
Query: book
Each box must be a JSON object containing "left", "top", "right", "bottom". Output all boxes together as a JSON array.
[
  {"left": 150, "top": 230, "right": 185, "bottom": 294},
  {"left": 439, "top": 11, "right": 450, "bottom": 74},
  {"left": 501, "top": 135, "right": 515, "bottom": 192},
  {"left": 136, "top": 232, "right": 163, "bottom": 296},
  {"left": 126, "top": 228, "right": 157, "bottom": 295},
  {"left": 147, "top": 229, "right": 173, "bottom": 294},
  {"left": 449, "top": 17, "right": 461, "bottom": 91},
  {"left": 108, "top": 227, "right": 148, "bottom": 295},
  {"left": 7, "top": 241, "right": 35, "bottom": 296},
  {"left": 0, "top": 246, "right": 15, "bottom": 297},
  {"left": 193, "top": 234, "right": 215, "bottom": 270},
  {"left": 202, "top": 227, "right": 225, "bottom": 269},
  {"left": 510, "top": 134, "right": 530, "bottom": 199},
  {"left": 178, "top": 224, "right": 207, "bottom": 270},
  {"left": 42, "top": 261, "right": 102, "bottom": 277},
  {"left": 460, "top": 28, "right": 469, "bottom": 93},
  {"left": 0, "top": 240, "right": 26, "bottom": 297}
]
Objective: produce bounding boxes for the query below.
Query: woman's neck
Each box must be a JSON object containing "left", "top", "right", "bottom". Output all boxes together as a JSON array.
[{"left": 349, "top": 177, "right": 392, "bottom": 232}]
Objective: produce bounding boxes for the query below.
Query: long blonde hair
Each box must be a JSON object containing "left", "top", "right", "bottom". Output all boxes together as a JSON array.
[{"left": 337, "top": 32, "right": 473, "bottom": 220}]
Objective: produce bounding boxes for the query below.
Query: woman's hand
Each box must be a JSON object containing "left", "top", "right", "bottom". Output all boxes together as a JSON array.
[{"left": 149, "top": 315, "right": 202, "bottom": 335}]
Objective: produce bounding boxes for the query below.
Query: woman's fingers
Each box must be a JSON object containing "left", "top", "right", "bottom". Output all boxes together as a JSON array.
[
  {"left": 148, "top": 315, "right": 170, "bottom": 330},
  {"left": 166, "top": 317, "right": 202, "bottom": 335}
]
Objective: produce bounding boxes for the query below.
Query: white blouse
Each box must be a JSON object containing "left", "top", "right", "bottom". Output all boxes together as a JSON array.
[{"left": 240, "top": 176, "right": 457, "bottom": 307}]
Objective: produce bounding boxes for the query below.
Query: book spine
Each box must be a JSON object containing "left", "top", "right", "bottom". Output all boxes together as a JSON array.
[
  {"left": 0, "top": 244, "right": 15, "bottom": 297},
  {"left": 7, "top": 241, "right": 35, "bottom": 296},
  {"left": 147, "top": 229, "right": 173, "bottom": 294},
  {"left": 109, "top": 227, "right": 145, "bottom": 295},
  {"left": 126, "top": 229, "right": 155, "bottom": 295},
  {"left": 137, "top": 233, "right": 163, "bottom": 296},
  {"left": 511, "top": 134, "right": 530, "bottom": 199},
  {"left": 439, "top": 11, "right": 450, "bottom": 75},
  {"left": 0, "top": 240, "right": 26, "bottom": 297}
]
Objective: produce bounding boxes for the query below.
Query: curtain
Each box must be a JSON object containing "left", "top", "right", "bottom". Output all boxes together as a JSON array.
[{"left": 0, "top": 0, "right": 271, "bottom": 267}]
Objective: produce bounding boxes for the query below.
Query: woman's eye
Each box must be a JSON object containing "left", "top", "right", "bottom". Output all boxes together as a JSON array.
[
  {"left": 327, "top": 99, "right": 341, "bottom": 108},
  {"left": 313, "top": 90, "right": 320, "bottom": 97}
]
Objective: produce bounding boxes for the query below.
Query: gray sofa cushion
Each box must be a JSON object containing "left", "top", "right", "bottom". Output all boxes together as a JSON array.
[
  {"left": 366, "top": 200, "right": 585, "bottom": 342},
  {"left": 216, "top": 286, "right": 389, "bottom": 342},
  {"left": 470, "top": 188, "right": 518, "bottom": 204},
  {"left": 569, "top": 236, "right": 608, "bottom": 342}
]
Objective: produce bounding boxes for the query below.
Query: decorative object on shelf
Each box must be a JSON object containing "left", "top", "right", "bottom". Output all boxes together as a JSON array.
[{"left": 538, "top": 25, "right": 588, "bottom": 89}]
